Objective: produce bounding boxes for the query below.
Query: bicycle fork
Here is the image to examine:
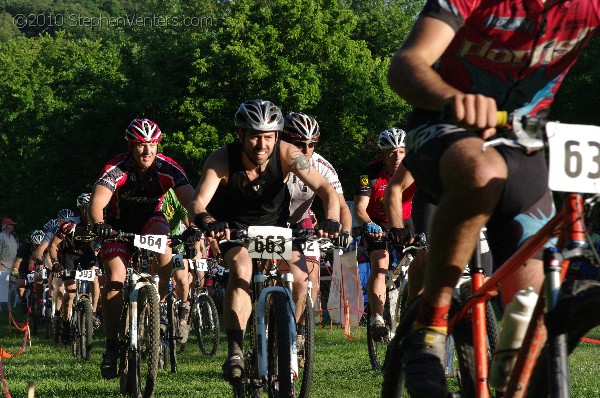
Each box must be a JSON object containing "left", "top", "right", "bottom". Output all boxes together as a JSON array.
[{"left": 253, "top": 273, "right": 298, "bottom": 380}]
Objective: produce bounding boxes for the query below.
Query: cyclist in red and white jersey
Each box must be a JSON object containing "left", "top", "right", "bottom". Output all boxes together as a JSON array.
[
  {"left": 283, "top": 112, "right": 353, "bottom": 359},
  {"left": 353, "top": 128, "right": 415, "bottom": 341},
  {"left": 89, "top": 118, "right": 195, "bottom": 379},
  {"left": 387, "top": 1, "right": 600, "bottom": 395}
]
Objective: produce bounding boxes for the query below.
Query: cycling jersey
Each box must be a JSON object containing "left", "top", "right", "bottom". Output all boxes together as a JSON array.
[
  {"left": 207, "top": 141, "right": 290, "bottom": 229},
  {"left": 55, "top": 220, "right": 97, "bottom": 277},
  {"left": 95, "top": 153, "right": 190, "bottom": 226},
  {"left": 354, "top": 159, "right": 416, "bottom": 224},
  {"left": 162, "top": 188, "right": 188, "bottom": 235},
  {"left": 416, "top": 0, "right": 600, "bottom": 118},
  {"left": 287, "top": 152, "right": 343, "bottom": 223}
]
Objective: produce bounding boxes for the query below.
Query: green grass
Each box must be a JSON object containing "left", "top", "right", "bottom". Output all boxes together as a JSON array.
[{"left": 0, "top": 309, "right": 598, "bottom": 397}]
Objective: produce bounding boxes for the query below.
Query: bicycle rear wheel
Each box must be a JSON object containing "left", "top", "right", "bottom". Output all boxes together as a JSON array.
[
  {"left": 266, "top": 291, "right": 294, "bottom": 398},
  {"left": 526, "top": 279, "right": 600, "bottom": 398},
  {"left": 129, "top": 284, "right": 160, "bottom": 398},
  {"left": 194, "top": 293, "right": 220, "bottom": 356},
  {"left": 166, "top": 293, "right": 178, "bottom": 373}
]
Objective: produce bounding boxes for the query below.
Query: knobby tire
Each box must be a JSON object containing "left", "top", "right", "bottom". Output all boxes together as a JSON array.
[
  {"left": 195, "top": 294, "right": 220, "bottom": 357},
  {"left": 266, "top": 291, "right": 294, "bottom": 398}
]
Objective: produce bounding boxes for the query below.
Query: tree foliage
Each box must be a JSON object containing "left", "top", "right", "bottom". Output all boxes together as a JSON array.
[{"left": 0, "top": 0, "right": 598, "bottom": 233}]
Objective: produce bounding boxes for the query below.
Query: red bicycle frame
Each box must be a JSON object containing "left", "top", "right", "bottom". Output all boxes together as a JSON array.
[{"left": 448, "top": 193, "right": 586, "bottom": 398}]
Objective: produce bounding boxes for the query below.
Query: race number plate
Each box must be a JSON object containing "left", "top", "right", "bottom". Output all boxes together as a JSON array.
[
  {"left": 301, "top": 240, "right": 320, "bottom": 259},
  {"left": 189, "top": 259, "right": 208, "bottom": 272},
  {"left": 172, "top": 254, "right": 186, "bottom": 272},
  {"left": 75, "top": 269, "right": 95, "bottom": 281},
  {"left": 134, "top": 234, "right": 167, "bottom": 254},
  {"left": 27, "top": 273, "right": 35, "bottom": 284},
  {"left": 547, "top": 122, "right": 600, "bottom": 193},
  {"left": 247, "top": 226, "right": 293, "bottom": 260}
]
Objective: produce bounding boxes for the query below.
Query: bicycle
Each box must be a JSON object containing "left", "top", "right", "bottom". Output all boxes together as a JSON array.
[
  {"left": 65, "top": 266, "right": 97, "bottom": 360},
  {"left": 382, "top": 112, "right": 600, "bottom": 398},
  {"left": 221, "top": 226, "right": 319, "bottom": 398},
  {"left": 102, "top": 229, "right": 162, "bottom": 398},
  {"left": 178, "top": 254, "right": 220, "bottom": 357},
  {"left": 158, "top": 276, "right": 179, "bottom": 373}
]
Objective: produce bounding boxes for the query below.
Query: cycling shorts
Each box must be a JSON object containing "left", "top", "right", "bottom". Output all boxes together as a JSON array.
[{"left": 404, "top": 122, "right": 555, "bottom": 270}]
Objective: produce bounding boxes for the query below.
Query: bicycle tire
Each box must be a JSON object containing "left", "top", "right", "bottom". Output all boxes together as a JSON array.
[
  {"left": 526, "top": 279, "right": 600, "bottom": 398},
  {"left": 366, "top": 299, "right": 393, "bottom": 371},
  {"left": 79, "top": 298, "right": 93, "bottom": 360},
  {"left": 129, "top": 284, "right": 160, "bottom": 398},
  {"left": 166, "top": 293, "right": 178, "bottom": 373},
  {"left": 195, "top": 294, "right": 220, "bottom": 357},
  {"left": 296, "top": 293, "right": 315, "bottom": 398},
  {"left": 266, "top": 291, "right": 294, "bottom": 398},
  {"left": 71, "top": 310, "right": 80, "bottom": 357}
]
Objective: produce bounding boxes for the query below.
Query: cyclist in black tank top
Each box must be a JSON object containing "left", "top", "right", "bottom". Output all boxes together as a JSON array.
[
  {"left": 188, "top": 99, "right": 342, "bottom": 382},
  {"left": 207, "top": 141, "right": 290, "bottom": 229}
]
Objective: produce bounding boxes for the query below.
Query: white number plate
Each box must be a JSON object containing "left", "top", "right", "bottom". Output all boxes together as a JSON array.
[
  {"left": 547, "top": 122, "right": 600, "bottom": 193},
  {"left": 301, "top": 240, "right": 320, "bottom": 259},
  {"left": 75, "top": 269, "right": 95, "bottom": 281},
  {"left": 247, "top": 226, "right": 292, "bottom": 260},
  {"left": 134, "top": 234, "right": 167, "bottom": 254},
  {"left": 27, "top": 273, "right": 35, "bottom": 284},
  {"left": 189, "top": 259, "right": 208, "bottom": 272}
]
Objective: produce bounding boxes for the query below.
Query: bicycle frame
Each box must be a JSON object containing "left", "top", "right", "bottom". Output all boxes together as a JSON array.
[
  {"left": 126, "top": 270, "right": 160, "bottom": 351},
  {"left": 449, "top": 193, "right": 586, "bottom": 398}
]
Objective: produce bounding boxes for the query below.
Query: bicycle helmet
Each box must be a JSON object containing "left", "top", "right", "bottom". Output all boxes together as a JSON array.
[
  {"left": 377, "top": 128, "right": 407, "bottom": 149},
  {"left": 30, "top": 230, "right": 45, "bottom": 245},
  {"left": 44, "top": 219, "right": 59, "bottom": 231},
  {"left": 282, "top": 112, "right": 320, "bottom": 142},
  {"left": 77, "top": 192, "right": 91, "bottom": 208},
  {"left": 125, "top": 118, "right": 162, "bottom": 143},
  {"left": 234, "top": 99, "right": 284, "bottom": 131},
  {"left": 57, "top": 208, "right": 75, "bottom": 222}
]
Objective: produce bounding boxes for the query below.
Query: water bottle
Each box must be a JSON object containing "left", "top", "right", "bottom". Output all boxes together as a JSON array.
[{"left": 489, "top": 286, "right": 538, "bottom": 391}]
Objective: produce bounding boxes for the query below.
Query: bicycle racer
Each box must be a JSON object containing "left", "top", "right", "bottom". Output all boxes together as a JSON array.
[
  {"left": 353, "top": 128, "right": 415, "bottom": 341},
  {"left": 89, "top": 118, "right": 195, "bottom": 379},
  {"left": 187, "top": 99, "right": 341, "bottom": 382}
]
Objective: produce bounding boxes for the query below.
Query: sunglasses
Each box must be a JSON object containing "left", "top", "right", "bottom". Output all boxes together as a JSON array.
[{"left": 293, "top": 141, "right": 316, "bottom": 149}]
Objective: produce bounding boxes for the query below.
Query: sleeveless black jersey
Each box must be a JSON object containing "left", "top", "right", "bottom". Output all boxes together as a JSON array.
[
  {"left": 207, "top": 141, "right": 290, "bottom": 229},
  {"left": 56, "top": 220, "right": 95, "bottom": 256}
]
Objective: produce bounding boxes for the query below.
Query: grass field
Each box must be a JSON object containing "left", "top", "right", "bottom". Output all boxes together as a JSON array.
[{"left": 0, "top": 308, "right": 599, "bottom": 398}]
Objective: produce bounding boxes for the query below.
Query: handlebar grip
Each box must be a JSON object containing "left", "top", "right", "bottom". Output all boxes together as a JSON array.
[{"left": 496, "top": 111, "right": 508, "bottom": 128}]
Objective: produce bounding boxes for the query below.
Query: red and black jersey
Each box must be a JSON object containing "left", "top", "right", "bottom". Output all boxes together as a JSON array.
[
  {"left": 95, "top": 153, "right": 190, "bottom": 222},
  {"left": 354, "top": 159, "right": 416, "bottom": 224},
  {"left": 421, "top": 0, "right": 600, "bottom": 116},
  {"left": 55, "top": 220, "right": 93, "bottom": 255}
]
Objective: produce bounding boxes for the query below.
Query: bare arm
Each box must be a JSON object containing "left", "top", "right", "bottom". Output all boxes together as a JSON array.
[
  {"left": 281, "top": 142, "right": 340, "bottom": 223},
  {"left": 385, "top": 163, "right": 415, "bottom": 229},
  {"left": 388, "top": 15, "right": 498, "bottom": 134},
  {"left": 48, "top": 235, "right": 63, "bottom": 262},
  {"left": 89, "top": 184, "right": 114, "bottom": 225},
  {"left": 173, "top": 184, "right": 196, "bottom": 213},
  {"left": 339, "top": 194, "right": 353, "bottom": 232},
  {"left": 187, "top": 146, "right": 229, "bottom": 226},
  {"left": 353, "top": 194, "right": 371, "bottom": 227}
]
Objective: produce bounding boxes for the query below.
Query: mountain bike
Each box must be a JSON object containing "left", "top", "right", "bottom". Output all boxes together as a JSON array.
[
  {"left": 67, "top": 266, "right": 95, "bottom": 360},
  {"left": 179, "top": 254, "right": 220, "bottom": 357},
  {"left": 158, "top": 277, "right": 179, "bottom": 373},
  {"left": 102, "top": 230, "right": 162, "bottom": 398},
  {"left": 382, "top": 112, "right": 600, "bottom": 398},
  {"left": 223, "top": 226, "right": 318, "bottom": 398}
]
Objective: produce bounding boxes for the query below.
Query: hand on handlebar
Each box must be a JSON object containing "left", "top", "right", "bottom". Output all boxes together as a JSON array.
[
  {"left": 203, "top": 220, "right": 229, "bottom": 239},
  {"left": 93, "top": 222, "right": 113, "bottom": 239},
  {"left": 388, "top": 227, "right": 411, "bottom": 251},
  {"left": 444, "top": 94, "right": 498, "bottom": 139},
  {"left": 363, "top": 221, "right": 383, "bottom": 239},
  {"left": 317, "top": 219, "right": 341, "bottom": 238},
  {"left": 334, "top": 231, "right": 351, "bottom": 248}
]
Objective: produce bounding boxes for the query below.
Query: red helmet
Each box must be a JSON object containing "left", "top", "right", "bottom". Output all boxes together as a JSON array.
[{"left": 125, "top": 118, "right": 162, "bottom": 143}]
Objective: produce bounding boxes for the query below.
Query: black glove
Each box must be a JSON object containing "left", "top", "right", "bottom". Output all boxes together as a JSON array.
[
  {"left": 93, "top": 222, "right": 113, "bottom": 239},
  {"left": 52, "top": 262, "right": 63, "bottom": 274},
  {"left": 388, "top": 227, "right": 411, "bottom": 250},
  {"left": 334, "top": 231, "right": 351, "bottom": 248},
  {"left": 35, "top": 258, "right": 44, "bottom": 267},
  {"left": 181, "top": 226, "right": 202, "bottom": 243},
  {"left": 204, "top": 220, "right": 229, "bottom": 236},
  {"left": 318, "top": 219, "right": 341, "bottom": 235}
]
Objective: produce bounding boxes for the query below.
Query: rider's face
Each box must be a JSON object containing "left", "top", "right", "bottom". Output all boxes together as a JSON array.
[
  {"left": 131, "top": 142, "right": 158, "bottom": 169},
  {"left": 242, "top": 129, "right": 278, "bottom": 166},
  {"left": 382, "top": 147, "right": 405, "bottom": 173}
]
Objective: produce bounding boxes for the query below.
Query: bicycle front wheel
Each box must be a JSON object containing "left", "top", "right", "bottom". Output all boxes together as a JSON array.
[
  {"left": 527, "top": 279, "right": 600, "bottom": 398},
  {"left": 130, "top": 284, "right": 160, "bottom": 398},
  {"left": 295, "top": 293, "right": 314, "bottom": 398},
  {"left": 79, "top": 298, "right": 94, "bottom": 360},
  {"left": 194, "top": 294, "right": 220, "bottom": 356},
  {"left": 266, "top": 291, "right": 294, "bottom": 398},
  {"left": 366, "top": 301, "right": 393, "bottom": 371}
]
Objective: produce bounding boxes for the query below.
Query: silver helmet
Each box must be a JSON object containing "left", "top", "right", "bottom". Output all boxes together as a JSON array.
[{"left": 234, "top": 99, "right": 284, "bottom": 131}]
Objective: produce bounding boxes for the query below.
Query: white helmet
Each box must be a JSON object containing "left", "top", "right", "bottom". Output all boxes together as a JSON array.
[
  {"left": 234, "top": 99, "right": 284, "bottom": 131},
  {"left": 377, "top": 128, "right": 406, "bottom": 149},
  {"left": 30, "top": 230, "right": 45, "bottom": 245}
]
